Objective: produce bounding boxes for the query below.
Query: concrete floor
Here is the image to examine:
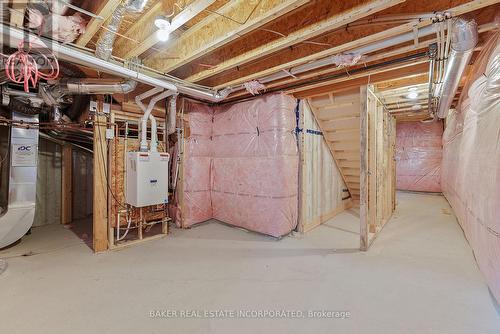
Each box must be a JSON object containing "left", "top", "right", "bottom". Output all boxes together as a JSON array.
[{"left": 0, "top": 192, "right": 498, "bottom": 333}]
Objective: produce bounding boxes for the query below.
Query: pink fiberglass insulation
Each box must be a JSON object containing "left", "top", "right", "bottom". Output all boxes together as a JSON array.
[
  {"left": 441, "top": 32, "right": 500, "bottom": 303},
  {"left": 212, "top": 94, "right": 299, "bottom": 237},
  {"left": 395, "top": 121, "right": 443, "bottom": 192},
  {"left": 181, "top": 93, "right": 299, "bottom": 237},
  {"left": 181, "top": 102, "right": 213, "bottom": 227}
]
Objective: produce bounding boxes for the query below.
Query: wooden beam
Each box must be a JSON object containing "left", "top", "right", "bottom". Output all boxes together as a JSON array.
[
  {"left": 187, "top": 0, "right": 405, "bottom": 83},
  {"left": 76, "top": 0, "right": 121, "bottom": 47},
  {"left": 376, "top": 73, "right": 429, "bottom": 91},
  {"left": 116, "top": 0, "right": 218, "bottom": 59},
  {"left": 9, "top": 1, "right": 27, "bottom": 28},
  {"left": 359, "top": 85, "right": 369, "bottom": 251},
  {"left": 288, "top": 62, "right": 427, "bottom": 99},
  {"left": 287, "top": 59, "right": 428, "bottom": 95},
  {"left": 145, "top": 0, "right": 310, "bottom": 73},
  {"left": 211, "top": 0, "right": 498, "bottom": 89},
  {"left": 93, "top": 107, "right": 108, "bottom": 252},
  {"left": 214, "top": 20, "right": 421, "bottom": 90},
  {"left": 111, "top": 1, "right": 164, "bottom": 57},
  {"left": 61, "top": 144, "right": 72, "bottom": 225}
]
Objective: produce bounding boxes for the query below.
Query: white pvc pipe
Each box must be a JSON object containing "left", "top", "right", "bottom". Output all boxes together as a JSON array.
[
  {"left": 0, "top": 24, "right": 241, "bottom": 102},
  {"left": 135, "top": 88, "right": 175, "bottom": 152}
]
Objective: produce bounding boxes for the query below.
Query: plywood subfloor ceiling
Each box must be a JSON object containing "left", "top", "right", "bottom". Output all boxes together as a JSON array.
[{"left": 6, "top": 0, "right": 499, "bottom": 101}]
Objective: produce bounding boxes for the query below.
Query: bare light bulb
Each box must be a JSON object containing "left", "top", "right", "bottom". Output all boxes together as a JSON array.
[
  {"left": 406, "top": 91, "right": 419, "bottom": 99},
  {"left": 156, "top": 29, "right": 170, "bottom": 42}
]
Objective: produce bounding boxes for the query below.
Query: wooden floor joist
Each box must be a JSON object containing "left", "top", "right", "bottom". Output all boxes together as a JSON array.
[
  {"left": 187, "top": 0, "right": 406, "bottom": 83},
  {"left": 76, "top": 0, "right": 122, "bottom": 47},
  {"left": 115, "top": 0, "right": 219, "bottom": 59},
  {"left": 145, "top": 0, "right": 310, "bottom": 73}
]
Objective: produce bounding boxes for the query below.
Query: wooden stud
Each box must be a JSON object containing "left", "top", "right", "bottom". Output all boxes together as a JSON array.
[
  {"left": 359, "top": 86, "right": 369, "bottom": 251},
  {"left": 93, "top": 106, "right": 108, "bottom": 252}
]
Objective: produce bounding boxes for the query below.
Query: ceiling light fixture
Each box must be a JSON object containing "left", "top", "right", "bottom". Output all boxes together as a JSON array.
[
  {"left": 156, "top": 29, "right": 170, "bottom": 42},
  {"left": 406, "top": 91, "right": 419, "bottom": 99},
  {"left": 154, "top": 15, "right": 172, "bottom": 30}
]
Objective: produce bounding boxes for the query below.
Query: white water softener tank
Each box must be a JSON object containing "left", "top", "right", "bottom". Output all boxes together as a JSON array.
[{"left": 125, "top": 151, "right": 169, "bottom": 207}]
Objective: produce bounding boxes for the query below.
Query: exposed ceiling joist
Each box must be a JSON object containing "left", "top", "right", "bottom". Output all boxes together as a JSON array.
[
  {"left": 144, "top": 0, "right": 310, "bottom": 73},
  {"left": 214, "top": 2, "right": 498, "bottom": 90},
  {"left": 111, "top": 0, "right": 165, "bottom": 58},
  {"left": 214, "top": 20, "right": 423, "bottom": 90},
  {"left": 76, "top": 0, "right": 122, "bottom": 47},
  {"left": 9, "top": 1, "right": 27, "bottom": 28},
  {"left": 376, "top": 73, "right": 429, "bottom": 90},
  {"left": 186, "top": 0, "right": 406, "bottom": 83},
  {"left": 291, "top": 61, "right": 429, "bottom": 99},
  {"left": 116, "top": 0, "right": 219, "bottom": 59}
]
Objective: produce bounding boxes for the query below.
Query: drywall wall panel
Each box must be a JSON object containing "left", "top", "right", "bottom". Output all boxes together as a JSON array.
[
  {"left": 396, "top": 121, "right": 442, "bottom": 192},
  {"left": 299, "top": 100, "right": 349, "bottom": 232}
]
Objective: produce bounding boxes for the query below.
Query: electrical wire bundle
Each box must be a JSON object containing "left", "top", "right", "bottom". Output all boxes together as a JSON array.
[{"left": 1, "top": 41, "right": 60, "bottom": 92}]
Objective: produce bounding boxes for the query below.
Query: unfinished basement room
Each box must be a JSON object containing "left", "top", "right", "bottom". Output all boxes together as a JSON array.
[{"left": 0, "top": 0, "right": 499, "bottom": 333}]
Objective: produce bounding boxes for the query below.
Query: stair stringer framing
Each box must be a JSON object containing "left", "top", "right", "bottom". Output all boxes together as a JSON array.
[{"left": 307, "top": 90, "right": 361, "bottom": 202}]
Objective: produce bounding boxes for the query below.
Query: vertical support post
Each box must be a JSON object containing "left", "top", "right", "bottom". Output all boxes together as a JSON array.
[
  {"left": 93, "top": 105, "right": 108, "bottom": 252},
  {"left": 61, "top": 144, "right": 72, "bottom": 225},
  {"left": 359, "top": 86, "right": 369, "bottom": 251},
  {"left": 391, "top": 117, "right": 397, "bottom": 211},
  {"left": 107, "top": 111, "right": 116, "bottom": 249}
]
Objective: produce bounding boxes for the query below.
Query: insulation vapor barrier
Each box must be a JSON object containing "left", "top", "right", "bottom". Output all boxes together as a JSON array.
[
  {"left": 441, "top": 31, "right": 500, "bottom": 303},
  {"left": 179, "top": 93, "right": 299, "bottom": 237},
  {"left": 395, "top": 121, "right": 443, "bottom": 192}
]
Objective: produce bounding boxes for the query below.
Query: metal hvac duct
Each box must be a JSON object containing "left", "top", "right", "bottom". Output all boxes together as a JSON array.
[
  {"left": 0, "top": 112, "right": 39, "bottom": 249},
  {"left": 0, "top": 24, "right": 236, "bottom": 102},
  {"left": 41, "top": 78, "right": 138, "bottom": 105},
  {"left": 435, "top": 18, "right": 478, "bottom": 119},
  {"left": 95, "top": 0, "right": 149, "bottom": 60}
]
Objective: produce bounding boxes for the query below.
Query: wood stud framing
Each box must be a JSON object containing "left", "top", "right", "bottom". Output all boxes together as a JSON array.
[
  {"left": 307, "top": 90, "right": 362, "bottom": 202},
  {"left": 92, "top": 108, "right": 109, "bottom": 253}
]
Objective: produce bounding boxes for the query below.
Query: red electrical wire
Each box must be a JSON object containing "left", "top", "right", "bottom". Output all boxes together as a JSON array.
[{"left": 1, "top": 41, "right": 59, "bottom": 92}]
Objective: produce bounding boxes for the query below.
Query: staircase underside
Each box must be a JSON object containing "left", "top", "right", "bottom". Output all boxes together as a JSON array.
[{"left": 307, "top": 90, "right": 361, "bottom": 201}]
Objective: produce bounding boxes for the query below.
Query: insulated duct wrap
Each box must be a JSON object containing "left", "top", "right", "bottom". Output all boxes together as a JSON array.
[
  {"left": 95, "top": 0, "right": 149, "bottom": 60},
  {"left": 436, "top": 19, "right": 478, "bottom": 118},
  {"left": 59, "top": 78, "right": 137, "bottom": 95},
  {"left": 95, "top": 4, "right": 126, "bottom": 60},
  {"left": 167, "top": 95, "right": 177, "bottom": 135}
]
